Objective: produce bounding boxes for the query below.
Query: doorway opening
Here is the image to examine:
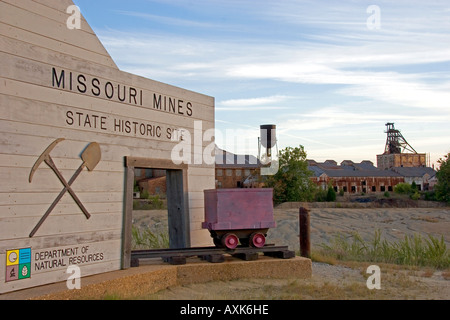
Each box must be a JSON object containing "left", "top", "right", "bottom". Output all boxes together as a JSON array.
[
  {"left": 122, "top": 157, "right": 189, "bottom": 269},
  {"left": 133, "top": 168, "right": 169, "bottom": 250}
]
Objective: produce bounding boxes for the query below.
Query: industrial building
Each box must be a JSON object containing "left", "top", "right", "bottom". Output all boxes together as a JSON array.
[
  {"left": 390, "top": 167, "right": 437, "bottom": 191},
  {"left": 308, "top": 123, "right": 436, "bottom": 193},
  {"left": 215, "top": 147, "right": 262, "bottom": 189},
  {"left": 308, "top": 160, "right": 405, "bottom": 194}
]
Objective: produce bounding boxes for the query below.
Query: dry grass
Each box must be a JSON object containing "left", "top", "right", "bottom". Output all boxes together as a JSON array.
[
  {"left": 316, "top": 230, "right": 450, "bottom": 269},
  {"left": 442, "top": 270, "right": 450, "bottom": 280},
  {"left": 411, "top": 216, "right": 441, "bottom": 223}
]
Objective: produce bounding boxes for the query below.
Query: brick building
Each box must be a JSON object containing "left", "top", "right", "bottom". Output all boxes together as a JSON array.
[
  {"left": 215, "top": 148, "right": 262, "bottom": 189},
  {"left": 390, "top": 166, "right": 436, "bottom": 191},
  {"left": 377, "top": 153, "right": 427, "bottom": 170},
  {"left": 308, "top": 160, "right": 405, "bottom": 194},
  {"left": 134, "top": 168, "right": 167, "bottom": 196}
]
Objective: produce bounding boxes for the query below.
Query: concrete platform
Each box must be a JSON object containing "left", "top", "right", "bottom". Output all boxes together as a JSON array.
[{"left": 0, "top": 256, "right": 311, "bottom": 300}]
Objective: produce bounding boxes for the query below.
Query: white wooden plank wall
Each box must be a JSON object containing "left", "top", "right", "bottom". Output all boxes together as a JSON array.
[{"left": 0, "top": 0, "right": 215, "bottom": 293}]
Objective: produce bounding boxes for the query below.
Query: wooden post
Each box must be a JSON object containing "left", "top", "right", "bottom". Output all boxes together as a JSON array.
[
  {"left": 122, "top": 164, "right": 135, "bottom": 269},
  {"left": 299, "top": 207, "right": 311, "bottom": 258},
  {"left": 166, "top": 169, "right": 188, "bottom": 249}
]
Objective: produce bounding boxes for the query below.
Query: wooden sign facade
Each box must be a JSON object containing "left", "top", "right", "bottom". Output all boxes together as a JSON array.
[{"left": 0, "top": 0, "right": 215, "bottom": 294}]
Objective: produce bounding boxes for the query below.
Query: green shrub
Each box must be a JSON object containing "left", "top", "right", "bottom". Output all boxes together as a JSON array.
[
  {"left": 394, "top": 183, "right": 412, "bottom": 194},
  {"left": 149, "top": 195, "right": 164, "bottom": 209},
  {"left": 326, "top": 186, "right": 336, "bottom": 202},
  {"left": 140, "top": 189, "right": 149, "bottom": 199},
  {"left": 410, "top": 191, "right": 420, "bottom": 200},
  {"left": 315, "top": 188, "right": 328, "bottom": 202},
  {"left": 424, "top": 191, "right": 436, "bottom": 201}
]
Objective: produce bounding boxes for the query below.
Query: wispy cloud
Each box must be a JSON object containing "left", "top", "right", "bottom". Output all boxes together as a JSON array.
[
  {"left": 220, "top": 95, "right": 292, "bottom": 107},
  {"left": 278, "top": 107, "right": 449, "bottom": 132},
  {"left": 115, "top": 10, "right": 220, "bottom": 29},
  {"left": 216, "top": 95, "right": 295, "bottom": 111}
]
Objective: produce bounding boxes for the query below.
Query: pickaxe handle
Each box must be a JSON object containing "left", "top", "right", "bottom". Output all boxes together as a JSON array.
[
  {"left": 29, "top": 163, "right": 87, "bottom": 238},
  {"left": 46, "top": 157, "right": 91, "bottom": 220}
]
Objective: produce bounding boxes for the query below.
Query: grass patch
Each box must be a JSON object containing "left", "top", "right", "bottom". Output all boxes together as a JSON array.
[
  {"left": 133, "top": 195, "right": 166, "bottom": 210},
  {"left": 132, "top": 225, "right": 169, "bottom": 250},
  {"left": 317, "top": 230, "right": 450, "bottom": 269}
]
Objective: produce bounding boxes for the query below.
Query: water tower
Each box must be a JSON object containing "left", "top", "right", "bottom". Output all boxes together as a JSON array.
[{"left": 258, "top": 124, "right": 279, "bottom": 175}]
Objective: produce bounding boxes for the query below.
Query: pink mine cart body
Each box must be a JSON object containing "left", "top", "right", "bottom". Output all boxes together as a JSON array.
[{"left": 202, "top": 188, "right": 276, "bottom": 249}]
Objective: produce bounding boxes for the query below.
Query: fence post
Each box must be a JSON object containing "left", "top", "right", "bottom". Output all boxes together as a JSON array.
[{"left": 299, "top": 207, "right": 311, "bottom": 258}]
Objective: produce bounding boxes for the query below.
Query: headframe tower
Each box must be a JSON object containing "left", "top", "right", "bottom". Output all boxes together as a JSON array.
[
  {"left": 377, "top": 123, "right": 428, "bottom": 169},
  {"left": 383, "top": 122, "right": 417, "bottom": 155}
]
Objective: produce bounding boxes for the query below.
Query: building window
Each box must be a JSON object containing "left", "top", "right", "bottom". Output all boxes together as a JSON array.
[
  {"left": 380, "top": 186, "right": 385, "bottom": 192},
  {"left": 235, "top": 169, "right": 242, "bottom": 177},
  {"left": 217, "top": 169, "right": 223, "bottom": 176},
  {"left": 372, "top": 186, "right": 376, "bottom": 192},
  {"left": 351, "top": 186, "right": 356, "bottom": 193},
  {"left": 244, "top": 169, "right": 251, "bottom": 176},
  {"left": 388, "top": 186, "right": 393, "bottom": 192},
  {"left": 226, "top": 169, "right": 232, "bottom": 176},
  {"left": 343, "top": 186, "right": 347, "bottom": 192}
]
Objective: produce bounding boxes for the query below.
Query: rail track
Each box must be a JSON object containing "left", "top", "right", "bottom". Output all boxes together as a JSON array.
[{"left": 131, "top": 245, "right": 295, "bottom": 266}]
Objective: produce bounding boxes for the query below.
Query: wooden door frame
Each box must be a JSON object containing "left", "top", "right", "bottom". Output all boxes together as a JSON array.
[{"left": 121, "top": 156, "right": 189, "bottom": 269}]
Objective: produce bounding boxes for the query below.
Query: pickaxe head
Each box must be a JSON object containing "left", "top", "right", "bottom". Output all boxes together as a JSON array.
[{"left": 29, "top": 138, "right": 65, "bottom": 183}]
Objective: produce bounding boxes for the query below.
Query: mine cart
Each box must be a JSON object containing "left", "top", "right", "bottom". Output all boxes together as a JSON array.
[{"left": 202, "top": 188, "right": 276, "bottom": 249}]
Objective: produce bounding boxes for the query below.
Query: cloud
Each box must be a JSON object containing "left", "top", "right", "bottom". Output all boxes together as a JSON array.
[
  {"left": 114, "top": 10, "right": 230, "bottom": 30},
  {"left": 219, "top": 95, "right": 292, "bottom": 107},
  {"left": 227, "top": 61, "right": 450, "bottom": 110},
  {"left": 216, "top": 95, "right": 295, "bottom": 111}
]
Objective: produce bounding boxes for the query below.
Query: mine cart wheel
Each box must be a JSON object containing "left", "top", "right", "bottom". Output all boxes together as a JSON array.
[
  {"left": 249, "top": 232, "right": 266, "bottom": 248},
  {"left": 222, "top": 233, "right": 239, "bottom": 249}
]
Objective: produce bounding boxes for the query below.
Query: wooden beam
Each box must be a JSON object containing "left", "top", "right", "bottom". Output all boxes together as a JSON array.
[
  {"left": 126, "top": 157, "right": 188, "bottom": 171},
  {"left": 121, "top": 164, "right": 134, "bottom": 269},
  {"left": 166, "top": 169, "right": 189, "bottom": 249}
]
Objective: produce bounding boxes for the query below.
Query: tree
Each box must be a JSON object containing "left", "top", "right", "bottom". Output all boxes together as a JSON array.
[
  {"left": 326, "top": 186, "right": 337, "bottom": 202},
  {"left": 265, "top": 145, "right": 316, "bottom": 204},
  {"left": 435, "top": 152, "right": 450, "bottom": 203}
]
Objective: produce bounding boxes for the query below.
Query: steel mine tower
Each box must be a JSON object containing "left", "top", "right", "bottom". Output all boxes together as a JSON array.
[{"left": 383, "top": 122, "right": 417, "bottom": 155}]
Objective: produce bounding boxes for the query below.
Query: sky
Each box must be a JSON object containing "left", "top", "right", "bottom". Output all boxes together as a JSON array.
[{"left": 73, "top": 0, "right": 450, "bottom": 167}]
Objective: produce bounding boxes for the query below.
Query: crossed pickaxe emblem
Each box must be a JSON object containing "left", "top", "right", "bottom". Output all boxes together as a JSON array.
[{"left": 28, "top": 138, "right": 101, "bottom": 237}]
